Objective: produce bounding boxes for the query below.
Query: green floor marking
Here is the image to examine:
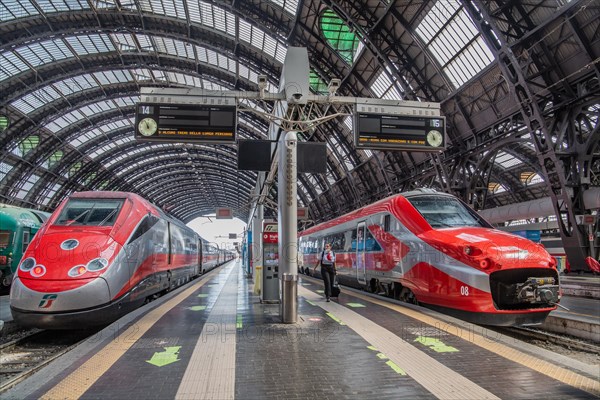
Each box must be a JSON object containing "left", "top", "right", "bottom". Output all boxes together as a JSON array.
[
  {"left": 306, "top": 300, "right": 316, "bottom": 306},
  {"left": 385, "top": 360, "right": 407, "bottom": 375},
  {"left": 367, "top": 345, "right": 378, "bottom": 352},
  {"left": 188, "top": 305, "right": 207, "bottom": 311},
  {"left": 376, "top": 352, "right": 388, "bottom": 360},
  {"left": 346, "top": 302, "right": 366, "bottom": 308},
  {"left": 236, "top": 314, "right": 243, "bottom": 329},
  {"left": 146, "top": 346, "right": 181, "bottom": 367},
  {"left": 415, "top": 336, "right": 459, "bottom": 353},
  {"left": 316, "top": 290, "right": 324, "bottom": 293},
  {"left": 197, "top": 294, "right": 209, "bottom": 298},
  {"left": 326, "top": 312, "right": 346, "bottom": 325}
]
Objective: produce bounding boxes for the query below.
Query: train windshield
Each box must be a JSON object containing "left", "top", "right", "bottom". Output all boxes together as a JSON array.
[
  {"left": 407, "top": 195, "right": 488, "bottom": 228},
  {"left": 55, "top": 199, "right": 124, "bottom": 226}
]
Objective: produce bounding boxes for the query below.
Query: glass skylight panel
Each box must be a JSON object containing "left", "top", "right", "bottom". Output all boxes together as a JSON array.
[
  {"left": 239, "top": 20, "right": 252, "bottom": 45},
  {"left": 217, "top": 53, "right": 230, "bottom": 71},
  {"left": 213, "top": 6, "right": 229, "bottom": 34},
  {"left": 416, "top": 1, "right": 493, "bottom": 89},
  {"left": 117, "top": 96, "right": 140, "bottom": 108},
  {"left": 16, "top": 173, "right": 40, "bottom": 199},
  {"left": 251, "top": 28, "right": 265, "bottom": 51},
  {"left": 111, "top": 33, "right": 138, "bottom": 51},
  {"left": 39, "top": 0, "right": 86, "bottom": 13},
  {"left": 0, "top": 0, "right": 39, "bottom": 21},
  {"left": 186, "top": 1, "right": 201, "bottom": 26},
  {"left": 11, "top": 86, "right": 60, "bottom": 114},
  {"left": 0, "top": 52, "right": 29, "bottom": 81},
  {"left": 199, "top": 2, "right": 214, "bottom": 27},
  {"left": 263, "top": 34, "right": 278, "bottom": 59},
  {"left": 495, "top": 151, "right": 523, "bottom": 168},
  {"left": 54, "top": 75, "right": 96, "bottom": 96},
  {"left": 16, "top": 40, "right": 73, "bottom": 67},
  {"left": 0, "top": 162, "right": 13, "bottom": 182},
  {"left": 70, "top": 131, "right": 96, "bottom": 147},
  {"left": 371, "top": 71, "right": 402, "bottom": 100},
  {"left": 528, "top": 173, "right": 544, "bottom": 185},
  {"left": 48, "top": 111, "right": 83, "bottom": 132},
  {"left": 66, "top": 34, "right": 114, "bottom": 55},
  {"left": 41, "top": 183, "right": 61, "bottom": 206}
]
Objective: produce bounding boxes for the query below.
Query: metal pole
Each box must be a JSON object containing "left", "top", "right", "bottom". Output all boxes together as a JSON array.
[{"left": 279, "top": 131, "right": 298, "bottom": 323}]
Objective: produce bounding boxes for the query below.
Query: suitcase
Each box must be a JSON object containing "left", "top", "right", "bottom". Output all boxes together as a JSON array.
[{"left": 331, "top": 277, "right": 341, "bottom": 297}]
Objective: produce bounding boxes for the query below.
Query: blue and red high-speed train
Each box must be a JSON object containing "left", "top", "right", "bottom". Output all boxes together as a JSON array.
[
  {"left": 10, "top": 191, "right": 234, "bottom": 329},
  {"left": 299, "top": 189, "right": 560, "bottom": 326}
]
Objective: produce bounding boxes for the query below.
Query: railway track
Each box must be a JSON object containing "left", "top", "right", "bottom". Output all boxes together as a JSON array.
[
  {"left": 0, "top": 328, "right": 98, "bottom": 394},
  {"left": 500, "top": 325, "right": 600, "bottom": 354}
]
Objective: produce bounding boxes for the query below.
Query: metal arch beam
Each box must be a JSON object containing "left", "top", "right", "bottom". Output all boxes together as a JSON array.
[
  {"left": 466, "top": 1, "right": 591, "bottom": 270},
  {"left": 137, "top": 174, "right": 254, "bottom": 200},
  {"left": 127, "top": 162, "right": 254, "bottom": 191},
  {"left": 93, "top": 143, "right": 238, "bottom": 170},
  {"left": 1, "top": 10, "right": 286, "bottom": 71},
  {"left": 144, "top": 179, "right": 245, "bottom": 200},
  {"left": 1, "top": 55, "right": 255, "bottom": 106},
  {"left": 156, "top": 188, "right": 243, "bottom": 214},
  {"left": 324, "top": 0, "right": 439, "bottom": 101}
]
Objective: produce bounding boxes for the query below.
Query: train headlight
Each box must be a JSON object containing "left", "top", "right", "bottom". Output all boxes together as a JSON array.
[
  {"left": 19, "top": 257, "right": 36, "bottom": 272},
  {"left": 31, "top": 264, "right": 46, "bottom": 277},
  {"left": 87, "top": 258, "right": 108, "bottom": 272},
  {"left": 464, "top": 246, "right": 473, "bottom": 255},
  {"left": 61, "top": 239, "right": 79, "bottom": 250},
  {"left": 479, "top": 258, "right": 493, "bottom": 269},
  {"left": 68, "top": 265, "right": 87, "bottom": 277}
]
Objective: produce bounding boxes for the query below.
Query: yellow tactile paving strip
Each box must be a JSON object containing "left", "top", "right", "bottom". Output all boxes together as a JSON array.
[
  {"left": 300, "top": 287, "right": 501, "bottom": 400},
  {"left": 343, "top": 289, "right": 600, "bottom": 397},
  {"left": 40, "top": 265, "right": 228, "bottom": 400},
  {"left": 175, "top": 264, "right": 237, "bottom": 399}
]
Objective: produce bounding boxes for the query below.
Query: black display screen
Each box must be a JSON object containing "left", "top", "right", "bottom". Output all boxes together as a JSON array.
[
  {"left": 354, "top": 112, "right": 446, "bottom": 151},
  {"left": 135, "top": 103, "right": 237, "bottom": 143}
]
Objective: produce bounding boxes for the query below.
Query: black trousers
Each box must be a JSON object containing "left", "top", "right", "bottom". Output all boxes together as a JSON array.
[{"left": 320, "top": 264, "right": 335, "bottom": 298}]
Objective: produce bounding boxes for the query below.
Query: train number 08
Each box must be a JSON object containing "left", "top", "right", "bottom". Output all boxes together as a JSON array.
[{"left": 460, "top": 286, "right": 469, "bottom": 296}]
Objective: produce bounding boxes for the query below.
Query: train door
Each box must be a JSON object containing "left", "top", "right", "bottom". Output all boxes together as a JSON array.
[
  {"left": 197, "top": 239, "right": 202, "bottom": 274},
  {"left": 356, "top": 222, "right": 367, "bottom": 285}
]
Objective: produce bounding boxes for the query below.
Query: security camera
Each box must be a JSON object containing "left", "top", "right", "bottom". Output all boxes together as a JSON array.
[
  {"left": 292, "top": 93, "right": 302, "bottom": 100},
  {"left": 257, "top": 75, "right": 268, "bottom": 90},
  {"left": 328, "top": 78, "right": 341, "bottom": 95}
]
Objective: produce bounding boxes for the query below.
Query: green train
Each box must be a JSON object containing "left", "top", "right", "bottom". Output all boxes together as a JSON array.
[{"left": 0, "top": 204, "right": 51, "bottom": 291}]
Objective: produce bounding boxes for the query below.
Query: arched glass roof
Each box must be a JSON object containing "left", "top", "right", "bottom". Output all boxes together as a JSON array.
[{"left": 0, "top": 0, "right": 597, "bottom": 225}]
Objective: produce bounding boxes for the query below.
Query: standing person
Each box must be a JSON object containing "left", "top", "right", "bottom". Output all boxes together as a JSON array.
[{"left": 313, "top": 243, "right": 336, "bottom": 302}]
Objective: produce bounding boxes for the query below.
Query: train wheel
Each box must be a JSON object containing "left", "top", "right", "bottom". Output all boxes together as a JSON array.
[
  {"left": 400, "top": 287, "right": 418, "bottom": 305},
  {"left": 393, "top": 282, "right": 402, "bottom": 300},
  {"left": 383, "top": 283, "right": 393, "bottom": 298},
  {"left": 369, "top": 279, "right": 378, "bottom": 293}
]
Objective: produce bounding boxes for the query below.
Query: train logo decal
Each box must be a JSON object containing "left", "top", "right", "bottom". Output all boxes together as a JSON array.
[{"left": 38, "top": 294, "right": 58, "bottom": 308}]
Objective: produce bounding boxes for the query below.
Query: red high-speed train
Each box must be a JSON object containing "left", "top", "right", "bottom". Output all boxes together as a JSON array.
[
  {"left": 10, "top": 191, "right": 235, "bottom": 329},
  {"left": 299, "top": 189, "right": 560, "bottom": 326}
]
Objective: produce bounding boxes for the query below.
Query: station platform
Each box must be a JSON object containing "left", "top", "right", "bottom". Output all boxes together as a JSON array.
[{"left": 2, "top": 261, "right": 599, "bottom": 400}]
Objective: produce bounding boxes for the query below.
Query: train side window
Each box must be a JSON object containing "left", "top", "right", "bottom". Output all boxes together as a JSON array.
[
  {"left": 365, "top": 229, "right": 382, "bottom": 251},
  {"left": 0, "top": 231, "right": 10, "bottom": 248},
  {"left": 128, "top": 216, "right": 158, "bottom": 244},
  {"left": 22, "top": 230, "right": 31, "bottom": 249},
  {"left": 384, "top": 214, "right": 391, "bottom": 232}
]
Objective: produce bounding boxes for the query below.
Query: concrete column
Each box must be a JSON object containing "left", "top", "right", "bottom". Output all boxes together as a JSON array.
[{"left": 278, "top": 131, "right": 298, "bottom": 323}]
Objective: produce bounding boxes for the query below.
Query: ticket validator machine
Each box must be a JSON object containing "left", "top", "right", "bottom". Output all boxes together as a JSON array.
[{"left": 261, "top": 221, "right": 280, "bottom": 302}]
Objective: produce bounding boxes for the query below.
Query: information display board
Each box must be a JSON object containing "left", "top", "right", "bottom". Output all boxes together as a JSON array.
[
  {"left": 135, "top": 103, "right": 237, "bottom": 143},
  {"left": 354, "top": 112, "right": 446, "bottom": 151}
]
